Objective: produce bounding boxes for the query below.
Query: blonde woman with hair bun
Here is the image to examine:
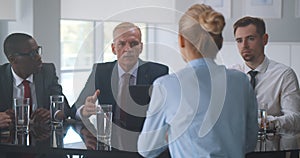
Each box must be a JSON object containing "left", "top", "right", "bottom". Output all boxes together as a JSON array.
[{"left": 138, "top": 4, "right": 258, "bottom": 158}]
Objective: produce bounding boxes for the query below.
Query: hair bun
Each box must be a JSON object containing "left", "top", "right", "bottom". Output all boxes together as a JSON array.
[{"left": 198, "top": 10, "right": 225, "bottom": 35}]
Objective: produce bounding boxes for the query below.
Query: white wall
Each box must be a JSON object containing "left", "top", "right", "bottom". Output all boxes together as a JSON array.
[
  {"left": 0, "top": 0, "right": 16, "bottom": 20},
  {"left": 33, "top": 0, "right": 61, "bottom": 75},
  {"left": 147, "top": 24, "right": 185, "bottom": 74},
  {"left": 61, "top": 0, "right": 175, "bottom": 23},
  {"left": 1, "top": 0, "right": 34, "bottom": 64},
  {"left": 2, "top": 0, "right": 61, "bottom": 77},
  {"left": 7, "top": 0, "right": 33, "bottom": 34},
  {"left": 292, "top": 44, "right": 300, "bottom": 83}
]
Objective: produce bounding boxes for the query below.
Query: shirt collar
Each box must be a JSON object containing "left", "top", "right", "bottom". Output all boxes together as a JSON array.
[
  {"left": 255, "top": 56, "right": 269, "bottom": 73},
  {"left": 187, "top": 58, "right": 213, "bottom": 67},
  {"left": 11, "top": 67, "right": 33, "bottom": 86},
  {"left": 244, "top": 56, "right": 269, "bottom": 74},
  {"left": 117, "top": 61, "right": 139, "bottom": 78}
]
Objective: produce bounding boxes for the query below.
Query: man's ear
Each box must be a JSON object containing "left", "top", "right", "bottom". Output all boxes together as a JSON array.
[
  {"left": 178, "top": 34, "right": 185, "bottom": 48},
  {"left": 8, "top": 56, "right": 16, "bottom": 63},
  {"left": 139, "top": 42, "right": 143, "bottom": 54},
  {"left": 263, "top": 33, "right": 269, "bottom": 46},
  {"left": 111, "top": 43, "right": 116, "bottom": 55}
]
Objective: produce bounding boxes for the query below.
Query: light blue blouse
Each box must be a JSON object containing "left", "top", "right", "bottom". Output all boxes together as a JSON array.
[{"left": 138, "top": 58, "right": 258, "bottom": 158}]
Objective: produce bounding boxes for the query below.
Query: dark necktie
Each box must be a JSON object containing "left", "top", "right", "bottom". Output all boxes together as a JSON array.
[
  {"left": 248, "top": 71, "right": 258, "bottom": 89},
  {"left": 119, "top": 73, "right": 132, "bottom": 126},
  {"left": 18, "top": 82, "right": 34, "bottom": 157},
  {"left": 22, "top": 80, "right": 32, "bottom": 114}
]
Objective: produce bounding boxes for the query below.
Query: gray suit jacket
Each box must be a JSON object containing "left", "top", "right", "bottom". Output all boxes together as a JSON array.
[{"left": 0, "top": 63, "right": 72, "bottom": 118}]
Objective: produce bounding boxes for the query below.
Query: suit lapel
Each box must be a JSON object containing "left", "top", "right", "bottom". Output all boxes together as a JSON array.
[
  {"left": 137, "top": 60, "right": 150, "bottom": 84},
  {"left": 111, "top": 62, "right": 119, "bottom": 101},
  {"left": 34, "top": 71, "right": 44, "bottom": 108},
  {"left": 5, "top": 65, "right": 14, "bottom": 109}
]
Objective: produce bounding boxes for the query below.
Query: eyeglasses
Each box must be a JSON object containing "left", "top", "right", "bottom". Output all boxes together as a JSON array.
[{"left": 13, "top": 46, "right": 42, "bottom": 57}]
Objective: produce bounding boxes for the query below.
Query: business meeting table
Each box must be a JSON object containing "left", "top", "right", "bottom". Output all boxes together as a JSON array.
[{"left": 0, "top": 119, "right": 299, "bottom": 158}]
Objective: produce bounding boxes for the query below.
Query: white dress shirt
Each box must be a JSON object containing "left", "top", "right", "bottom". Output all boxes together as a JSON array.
[
  {"left": 230, "top": 56, "right": 300, "bottom": 131},
  {"left": 11, "top": 68, "right": 37, "bottom": 111}
]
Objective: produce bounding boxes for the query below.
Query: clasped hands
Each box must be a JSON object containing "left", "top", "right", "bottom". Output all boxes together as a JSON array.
[
  {"left": 31, "top": 108, "right": 51, "bottom": 124},
  {"left": 0, "top": 107, "right": 50, "bottom": 129}
]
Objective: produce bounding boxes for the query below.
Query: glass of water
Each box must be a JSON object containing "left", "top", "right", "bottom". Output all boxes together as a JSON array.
[
  {"left": 14, "top": 98, "right": 30, "bottom": 132},
  {"left": 96, "top": 104, "right": 113, "bottom": 151},
  {"left": 50, "top": 95, "right": 64, "bottom": 128},
  {"left": 258, "top": 103, "right": 268, "bottom": 134}
]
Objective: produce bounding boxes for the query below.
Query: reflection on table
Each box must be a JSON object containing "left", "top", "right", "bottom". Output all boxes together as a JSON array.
[
  {"left": 1, "top": 123, "right": 52, "bottom": 146},
  {"left": 0, "top": 119, "right": 299, "bottom": 158},
  {"left": 256, "top": 131, "right": 300, "bottom": 152},
  {"left": 246, "top": 129, "right": 300, "bottom": 158},
  {"left": 0, "top": 119, "right": 156, "bottom": 158}
]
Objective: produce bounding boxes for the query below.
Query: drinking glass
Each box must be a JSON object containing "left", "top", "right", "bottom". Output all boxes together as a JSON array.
[
  {"left": 14, "top": 130, "right": 30, "bottom": 145},
  {"left": 258, "top": 103, "right": 268, "bottom": 134},
  {"left": 50, "top": 127, "right": 64, "bottom": 148},
  {"left": 96, "top": 104, "right": 113, "bottom": 151},
  {"left": 50, "top": 95, "right": 64, "bottom": 128},
  {"left": 14, "top": 98, "right": 30, "bottom": 132}
]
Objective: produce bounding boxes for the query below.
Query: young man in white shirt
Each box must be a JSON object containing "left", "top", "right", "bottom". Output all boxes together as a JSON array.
[{"left": 231, "top": 16, "right": 300, "bottom": 131}]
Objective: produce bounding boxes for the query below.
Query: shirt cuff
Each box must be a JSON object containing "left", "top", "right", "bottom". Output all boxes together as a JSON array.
[{"left": 75, "top": 105, "right": 84, "bottom": 120}]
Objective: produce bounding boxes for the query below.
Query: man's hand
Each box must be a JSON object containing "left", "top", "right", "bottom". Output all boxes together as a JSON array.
[
  {"left": 81, "top": 89, "right": 100, "bottom": 118},
  {"left": 0, "top": 111, "right": 12, "bottom": 129},
  {"left": 31, "top": 122, "right": 51, "bottom": 141},
  {"left": 5, "top": 109, "right": 14, "bottom": 119},
  {"left": 31, "top": 108, "right": 51, "bottom": 124}
]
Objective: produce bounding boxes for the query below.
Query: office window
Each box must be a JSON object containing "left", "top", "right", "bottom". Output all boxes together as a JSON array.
[
  {"left": 60, "top": 20, "right": 147, "bottom": 104},
  {"left": 60, "top": 20, "right": 94, "bottom": 70}
]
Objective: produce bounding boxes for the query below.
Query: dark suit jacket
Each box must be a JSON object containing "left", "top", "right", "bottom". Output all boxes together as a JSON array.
[
  {"left": 73, "top": 59, "right": 168, "bottom": 128},
  {"left": 72, "top": 59, "right": 169, "bottom": 157},
  {"left": 0, "top": 63, "right": 72, "bottom": 118},
  {"left": 94, "top": 60, "right": 168, "bottom": 131}
]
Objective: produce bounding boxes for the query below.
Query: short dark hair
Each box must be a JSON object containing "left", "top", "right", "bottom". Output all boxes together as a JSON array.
[
  {"left": 233, "top": 16, "right": 266, "bottom": 36},
  {"left": 3, "top": 33, "right": 33, "bottom": 58}
]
